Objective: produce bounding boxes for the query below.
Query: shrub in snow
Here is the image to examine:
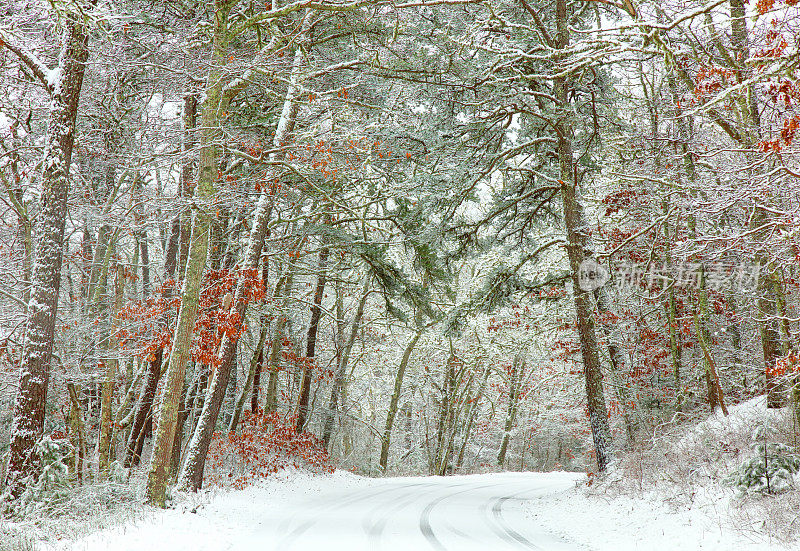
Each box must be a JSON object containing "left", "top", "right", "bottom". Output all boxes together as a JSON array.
[
  {"left": 0, "top": 525, "right": 36, "bottom": 551},
  {"left": 206, "top": 411, "right": 333, "bottom": 489},
  {"left": 10, "top": 436, "right": 73, "bottom": 516},
  {"left": 107, "top": 460, "right": 127, "bottom": 484},
  {"left": 726, "top": 425, "right": 800, "bottom": 495}
]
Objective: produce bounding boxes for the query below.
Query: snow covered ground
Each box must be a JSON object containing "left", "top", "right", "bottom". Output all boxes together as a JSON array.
[
  {"left": 48, "top": 471, "right": 575, "bottom": 550},
  {"left": 42, "top": 470, "right": 378, "bottom": 551},
  {"left": 14, "top": 396, "right": 794, "bottom": 550},
  {"left": 36, "top": 466, "right": 790, "bottom": 550},
  {"left": 526, "top": 396, "right": 798, "bottom": 551},
  {"left": 525, "top": 477, "right": 789, "bottom": 551}
]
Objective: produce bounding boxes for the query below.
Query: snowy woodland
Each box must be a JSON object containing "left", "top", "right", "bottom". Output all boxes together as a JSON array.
[{"left": 1, "top": 0, "right": 800, "bottom": 548}]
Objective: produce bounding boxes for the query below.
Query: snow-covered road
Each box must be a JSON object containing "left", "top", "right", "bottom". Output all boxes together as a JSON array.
[
  {"left": 47, "top": 468, "right": 788, "bottom": 550},
  {"left": 262, "top": 472, "right": 580, "bottom": 550}
]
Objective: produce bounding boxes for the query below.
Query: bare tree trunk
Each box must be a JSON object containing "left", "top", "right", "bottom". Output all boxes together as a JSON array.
[
  {"left": 228, "top": 324, "right": 268, "bottom": 432},
  {"left": 146, "top": 177, "right": 212, "bottom": 505},
  {"left": 666, "top": 271, "right": 683, "bottom": 411},
  {"left": 168, "top": 384, "right": 190, "bottom": 480},
  {"left": 125, "top": 353, "right": 162, "bottom": 468},
  {"left": 99, "top": 265, "right": 125, "bottom": 477},
  {"left": 176, "top": 11, "right": 313, "bottom": 494},
  {"left": 322, "top": 277, "right": 370, "bottom": 449},
  {"left": 66, "top": 383, "right": 87, "bottom": 485},
  {"left": 176, "top": 197, "right": 275, "bottom": 490},
  {"left": 595, "top": 286, "right": 636, "bottom": 444},
  {"left": 555, "top": 0, "right": 611, "bottom": 472},
  {"left": 456, "top": 362, "right": 490, "bottom": 470},
  {"left": 497, "top": 357, "right": 522, "bottom": 467},
  {"left": 3, "top": 11, "right": 91, "bottom": 499},
  {"left": 114, "top": 362, "right": 143, "bottom": 441},
  {"left": 762, "top": 265, "right": 788, "bottom": 408},
  {"left": 143, "top": 0, "right": 282, "bottom": 502},
  {"left": 209, "top": 207, "right": 229, "bottom": 271},
  {"left": 265, "top": 270, "right": 295, "bottom": 413},
  {"left": 694, "top": 267, "right": 729, "bottom": 415},
  {"left": 178, "top": 94, "right": 197, "bottom": 278},
  {"left": 250, "top": 255, "right": 269, "bottom": 414},
  {"left": 251, "top": 347, "right": 263, "bottom": 413},
  {"left": 139, "top": 227, "right": 151, "bottom": 297},
  {"left": 379, "top": 330, "right": 422, "bottom": 472},
  {"left": 296, "top": 245, "right": 330, "bottom": 432},
  {"left": 222, "top": 342, "right": 239, "bottom": 426},
  {"left": 434, "top": 349, "right": 459, "bottom": 476},
  {"left": 86, "top": 225, "right": 111, "bottom": 312}
]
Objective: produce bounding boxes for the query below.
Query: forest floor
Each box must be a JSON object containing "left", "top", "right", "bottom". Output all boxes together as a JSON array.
[{"left": 4, "top": 469, "right": 794, "bottom": 550}]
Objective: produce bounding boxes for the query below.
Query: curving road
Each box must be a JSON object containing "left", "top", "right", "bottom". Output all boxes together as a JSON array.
[{"left": 263, "top": 472, "right": 582, "bottom": 550}]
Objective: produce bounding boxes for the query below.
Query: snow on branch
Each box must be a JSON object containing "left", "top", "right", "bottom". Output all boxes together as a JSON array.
[
  {"left": 242, "top": 0, "right": 483, "bottom": 26},
  {"left": 0, "top": 29, "right": 54, "bottom": 94}
]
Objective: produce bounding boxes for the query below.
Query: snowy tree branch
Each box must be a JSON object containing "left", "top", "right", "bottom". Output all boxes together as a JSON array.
[{"left": 0, "top": 29, "right": 54, "bottom": 93}]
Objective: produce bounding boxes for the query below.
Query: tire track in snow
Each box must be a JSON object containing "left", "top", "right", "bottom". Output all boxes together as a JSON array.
[
  {"left": 363, "top": 483, "right": 442, "bottom": 549},
  {"left": 490, "top": 494, "right": 543, "bottom": 550},
  {"left": 275, "top": 481, "right": 398, "bottom": 536},
  {"left": 418, "top": 483, "right": 497, "bottom": 550},
  {"left": 276, "top": 482, "right": 429, "bottom": 549}
]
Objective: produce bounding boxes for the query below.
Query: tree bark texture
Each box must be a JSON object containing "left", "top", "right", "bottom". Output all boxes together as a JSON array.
[
  {"left": 145, "top": 16, "right": 223, "bottom": 500},
  {"left": 554, "top": 0, "right": 612, "bottom": 473},
  {"left": 4, "top": 12, "right": 91, "bottom": 499}
]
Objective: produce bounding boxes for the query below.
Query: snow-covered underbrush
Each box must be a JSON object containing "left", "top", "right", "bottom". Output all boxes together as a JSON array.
[
  {"left": 1, "top": 412, "right": 334, "bottom": 550},
  {"left": 38, "top": 468, "right": 372, "bottom": 551},
  {"left": 0, "top": 434, "right": 142, "bottom": 550},
  {"left": 0, "top": 468, "right": 142, "bottom": 551},
  {"left": 204, "top": 411, "right": 334, "bottom": 489},
  {"left": 603, "top": 396, "right": 800, "bottom": 544}
]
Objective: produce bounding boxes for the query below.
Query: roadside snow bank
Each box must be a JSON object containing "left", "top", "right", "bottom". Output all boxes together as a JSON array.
[
  {"left": 525, "top": 478, "right": 790, "bottom": 551},
  {"left": 525, "top": 396, "right": 797, "bottom": 550}
]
